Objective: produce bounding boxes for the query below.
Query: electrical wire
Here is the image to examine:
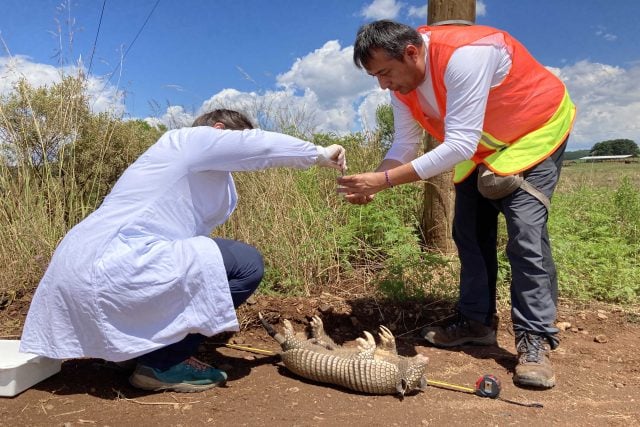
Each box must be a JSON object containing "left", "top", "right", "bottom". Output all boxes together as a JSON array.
[
  {"left": 87, "top": 0, "right": 106, "bottom": 75},
  {"left": 93, "top": 0, "right": 161, "bottom": 106}
]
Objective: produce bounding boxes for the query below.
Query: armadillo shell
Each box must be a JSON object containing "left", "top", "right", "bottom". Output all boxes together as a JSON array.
[{"left": 281, "top": 348, "right": 400, "bottom": 395}]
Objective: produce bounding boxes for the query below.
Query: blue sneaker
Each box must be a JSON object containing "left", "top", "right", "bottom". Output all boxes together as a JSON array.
[{"left": 129, "top": 357, "right": 227, "bottom": 392}]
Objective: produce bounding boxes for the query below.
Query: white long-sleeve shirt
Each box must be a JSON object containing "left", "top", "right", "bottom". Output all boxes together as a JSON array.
[
  {"left": 385, "top": 32, "right": 512, "bottom": 179},
  {"left": 20, "top": 126, "right": 319, "bottom": 362}
]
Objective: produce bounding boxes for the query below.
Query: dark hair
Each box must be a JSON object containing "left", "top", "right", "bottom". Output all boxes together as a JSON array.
[
  {"left": 191, "top": 109, "right": 254, "bottom": 130},
  {"left": 353, "top": 20, "right": 423, "bottom": 69}
]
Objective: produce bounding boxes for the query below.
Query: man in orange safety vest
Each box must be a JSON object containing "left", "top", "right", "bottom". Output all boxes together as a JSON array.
[{"left": 338, "top": 19, "right": 576, "bottom": 389}]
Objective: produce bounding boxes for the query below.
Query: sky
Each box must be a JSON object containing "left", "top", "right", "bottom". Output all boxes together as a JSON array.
[{"left": 1, "top": 0, "right": 639, "bottom": 151}]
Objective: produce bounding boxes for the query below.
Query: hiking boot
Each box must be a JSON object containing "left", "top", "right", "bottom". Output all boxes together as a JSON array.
[
  {"left": 513, "top": 332, "right": 556, "bottom": 389},
  {"left": 129, "top": 356, "right": 227, "bottom": 393},
  {"left": 420, "top": 314, "right": 497, "bottom": 348}
]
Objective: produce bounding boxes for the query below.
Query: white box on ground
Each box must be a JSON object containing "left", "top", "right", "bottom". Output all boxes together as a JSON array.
[{"left": 0, "top": 340, "right": 62, "bottom": 397}]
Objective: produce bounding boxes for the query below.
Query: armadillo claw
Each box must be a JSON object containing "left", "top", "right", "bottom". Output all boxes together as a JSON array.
[
  {"left": 356, "top": 331, "right": 376, "bottom": 350},
  {"left": 378, "top": 325, "right": 396, "bottom": 351},
  {"left": 310, "top": 315, "right": 324, "bottom": 338}
]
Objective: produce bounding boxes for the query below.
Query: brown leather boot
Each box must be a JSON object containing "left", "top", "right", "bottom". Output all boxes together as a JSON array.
[
  {"left": 513, "top": 332, "right": 556, "bottom": 389},
  {"left": 421, "top": 314, "right": 497, "bottom": 348}
]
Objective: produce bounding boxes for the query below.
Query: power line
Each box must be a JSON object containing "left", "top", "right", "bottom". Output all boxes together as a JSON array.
[
  {"left": 94, "top": 0, "right": 161, "bottom": 107},
  {"left": 87, "top": 0, "right": 106, "bottom": 75},
  {"left": 119, "top": 0, "right": 161, "bottom": 65}
]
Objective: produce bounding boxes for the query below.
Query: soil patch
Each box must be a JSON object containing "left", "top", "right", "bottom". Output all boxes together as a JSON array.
[{"left": 1, "top": 295, "right": 639, "bottom": 426}]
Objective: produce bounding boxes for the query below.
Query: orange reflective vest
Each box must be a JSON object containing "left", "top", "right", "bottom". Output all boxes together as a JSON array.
[{"left": 395, "top": 25, "right": 576, "bottom": 183}]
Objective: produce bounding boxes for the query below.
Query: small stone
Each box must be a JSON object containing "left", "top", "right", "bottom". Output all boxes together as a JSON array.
[
  {"left": 318, "top": 304, "right": 333, "bottom": 314},
  {"left": 580, "top": 330, "right": 589, "bottom": 335},
  {"left": 243, "top": 355, "right": 256, "bottom": 361},
  {"left": 594, "top": 334, "right": 608, "bottom": 343},
  {"left": 597, "top": 312, "right": 608, "bottom": 320},
  {"left": 614, "top": 383, "right": 624, "bottom": 388},
  {"left": 287, "top": 387, "right": 300, "bottom": 393},
  {"left": 245, "top": 295, "right": 257, "bottom": 305},
  {"left": 556, "top": 321, "right": 572, "bottom": 331},
  {"left": 570, "top": 327, "right": 579, "bottom": 333}
]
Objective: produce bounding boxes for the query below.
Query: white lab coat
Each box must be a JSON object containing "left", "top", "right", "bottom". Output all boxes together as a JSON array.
[{"left": 20, "top": 126, "right": 319, "bottom": 362}]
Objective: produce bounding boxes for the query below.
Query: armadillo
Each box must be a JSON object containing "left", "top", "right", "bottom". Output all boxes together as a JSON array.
[{"left": 259, "top": 313, "right": 428, "bottom": 397}]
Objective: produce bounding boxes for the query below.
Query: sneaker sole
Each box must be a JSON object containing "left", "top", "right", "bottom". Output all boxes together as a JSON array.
[
  {"left": 129, "top": 373, "right": 226, "bottom": 393},
  {"left": 422, "top": 332, "right": 497, "bottom": 348}
]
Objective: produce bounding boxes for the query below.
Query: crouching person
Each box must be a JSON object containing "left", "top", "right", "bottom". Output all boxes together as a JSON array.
[{"left": 20, "top": 109, "right": 346, "bottom": 392}]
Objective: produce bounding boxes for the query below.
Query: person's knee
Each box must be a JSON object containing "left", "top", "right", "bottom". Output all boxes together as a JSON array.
[{"left": 246, "top": 248, "right": 264, "bottom": 288}]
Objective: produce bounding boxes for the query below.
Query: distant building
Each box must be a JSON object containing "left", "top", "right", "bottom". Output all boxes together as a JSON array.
[{"left": 578, "top": 155, "right": 634, "bottom": 162}]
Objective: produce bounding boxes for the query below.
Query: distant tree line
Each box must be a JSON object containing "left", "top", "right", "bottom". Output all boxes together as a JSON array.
[{"left": 589, "top": 139, "right": 639, "bottom": 157}]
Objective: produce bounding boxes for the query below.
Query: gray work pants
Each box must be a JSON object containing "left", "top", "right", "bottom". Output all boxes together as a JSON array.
[{"left": 453, "top": 140, "right": 567, "bottom": 348}]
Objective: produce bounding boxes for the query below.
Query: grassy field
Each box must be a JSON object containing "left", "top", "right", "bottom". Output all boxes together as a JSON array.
[
  {"left": 0, "top": 76, "right": 638, "bottom": 308},
  {"left": 548, "top": 160, "right": 640, "bottom": 303}
]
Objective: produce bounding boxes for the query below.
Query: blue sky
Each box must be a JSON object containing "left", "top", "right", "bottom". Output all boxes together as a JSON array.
[{"left": 1, "top": 0, "right": 639, "bottom": 150}]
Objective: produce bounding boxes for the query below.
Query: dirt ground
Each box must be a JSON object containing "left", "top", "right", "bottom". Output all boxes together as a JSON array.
[{"left": 1, "top": 293, "right": 639, "bottom": 427}]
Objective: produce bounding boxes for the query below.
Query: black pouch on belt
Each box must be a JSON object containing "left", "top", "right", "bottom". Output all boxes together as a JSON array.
[{"left": 476, "top": 164, "right": 550, "bottom": 209}]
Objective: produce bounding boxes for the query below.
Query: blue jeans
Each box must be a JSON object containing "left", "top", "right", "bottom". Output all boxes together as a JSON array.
[
  {"left": 453, "top": 140, "right": 566, "bottom": 348},
  {"left": 137, "top": 238, "right": 264, "bottom": 370}
]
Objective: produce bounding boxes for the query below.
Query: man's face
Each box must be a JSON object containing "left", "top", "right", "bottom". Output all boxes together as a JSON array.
[{"left": 364, "top": 45, "right": 425, "bottom": 94}]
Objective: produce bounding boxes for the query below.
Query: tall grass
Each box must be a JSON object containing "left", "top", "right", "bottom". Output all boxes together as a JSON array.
[
  {"left": 217, "top": 133, "right": 456, "bottom": 300},
  {"left": 1, "top": 75, "right": 638, "bottom": 309},
  {"left": 0, "top": 76, "right": 162, "bottom": 306}
]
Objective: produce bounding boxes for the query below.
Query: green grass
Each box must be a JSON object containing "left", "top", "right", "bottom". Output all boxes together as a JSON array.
[
  {"left": 549, "top": 162, "right": 640, "bottom": 303},
  {"left": 1, "top": 75, "right": 638, "bottom": 307}
]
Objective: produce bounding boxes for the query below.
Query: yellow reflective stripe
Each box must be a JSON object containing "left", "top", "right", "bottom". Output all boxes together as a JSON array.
[
  {"left": 454, "top": 159, "right": 476, "bottom": 182},
  {"left": 486, "top": 90, "right": 575, "bottom": 175},
  {"left": 479, "top": 133, "right": 506, "bottom": 150},
  {"left": 453, "top": 89, "right": 575, "bottom": 183}
]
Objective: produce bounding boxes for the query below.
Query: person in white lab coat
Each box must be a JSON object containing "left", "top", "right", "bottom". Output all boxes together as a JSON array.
[{"left": 20, "top": 109, "right": 346, "bottom": 393}]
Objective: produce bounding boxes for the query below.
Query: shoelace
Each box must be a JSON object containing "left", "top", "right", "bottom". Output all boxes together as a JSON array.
[
  {"left": 517, "top": 333, "right": 545, "bottom": 363},
  {"left": 184, "top": 357, "right": 213, "bottom": 372},
  {"left": 444, "top": 315, "right": 469, "bottom": 333}
]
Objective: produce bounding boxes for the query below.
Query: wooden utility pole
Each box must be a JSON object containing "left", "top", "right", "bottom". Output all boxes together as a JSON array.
[{"left": 421, "top": 0, "right": 475, "bottom": 253}]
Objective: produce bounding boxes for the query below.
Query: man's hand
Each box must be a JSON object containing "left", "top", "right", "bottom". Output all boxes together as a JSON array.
[
  {"left": 343, "top": 193, "right": 375, "bottom": 205},
  {"left": 316, "top": 144, "right": 347, "bottom": 172},
  {"left": 337, "top": 171, "right": 387, "bottom": 197}
]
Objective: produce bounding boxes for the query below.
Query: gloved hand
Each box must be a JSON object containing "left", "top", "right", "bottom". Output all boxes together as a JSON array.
[{"left": 316, "top": 144, "right": 347, "bottom": 172}]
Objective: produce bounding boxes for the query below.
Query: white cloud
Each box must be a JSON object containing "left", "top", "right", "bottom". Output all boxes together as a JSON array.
[
  {"left": 149, "top": 41, "right": 381, "bottom": 134},
  {"left": 477, "top": 0, "right": 487, "bottom": 17},
  {"left": 151, "top": 45, "right": 640, "bottom": 153},
  {"left": 407, "top": 4, "right": 427, "bottom": 20},
  {"left": 358, "top": 89, "right": 391, "bottom": 131},
  {"left": 360, "top": 0, "right": 404, "bottom": 20},
  {"left": 595, "top": 25, "right": 617, "bottom": 42},
  {"left": 551, "top": 60, "right": 640, "bottom": 149},
  {"left": 276, "top": 41, "right": 375, "bottom": 108},
  {"left": 0, "top": 55, "right": 126, "bottom": 116}
]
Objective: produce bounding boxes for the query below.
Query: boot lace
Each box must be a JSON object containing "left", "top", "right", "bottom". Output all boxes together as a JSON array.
[{"left": 517, "top": 333, "right": 546, "bottom": 363}]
